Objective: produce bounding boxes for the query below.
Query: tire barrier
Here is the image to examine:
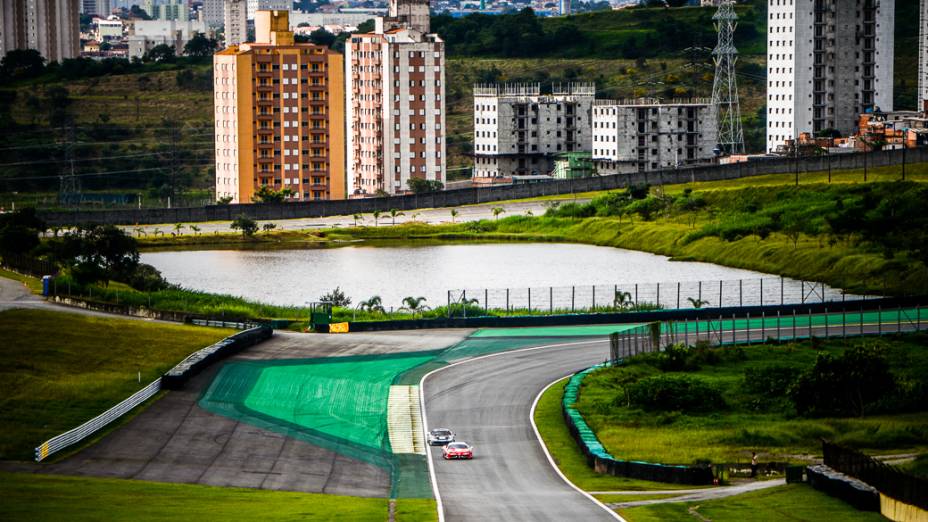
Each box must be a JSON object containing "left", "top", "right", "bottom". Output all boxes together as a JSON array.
[
  {"left": 561, "top": 364, "right": 714, "bottom": 485},
  {"left": 807, "top": 464, "right": 881, "bottom": 512},
  {"left": 35, "top": 378, "right": 162, "bottom": 462},
  {"left": 161, "top": 326, "right": 273, "bottom": 390}
]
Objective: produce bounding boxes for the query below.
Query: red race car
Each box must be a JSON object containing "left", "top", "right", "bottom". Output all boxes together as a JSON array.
[{"left": 442, "top": 442, "right": 474, "bottom": 460}]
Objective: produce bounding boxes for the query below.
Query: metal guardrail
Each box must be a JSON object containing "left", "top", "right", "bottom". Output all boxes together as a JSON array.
[{"left": 34, "top": 378, "right": 161, "bottom": 462}]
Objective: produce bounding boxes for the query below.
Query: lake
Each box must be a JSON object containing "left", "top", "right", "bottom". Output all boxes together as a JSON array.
[{"left": 142, "top": 243, "right": 853, "bottom": 311}]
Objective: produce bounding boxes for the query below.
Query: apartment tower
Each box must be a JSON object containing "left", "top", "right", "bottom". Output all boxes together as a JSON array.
[
  {"left": 213, "top": 10, "right": 345, "bottom": 203},
  {"left": 766, "top": 0, "right": 894, "bottom": 153},
  {"left": 473, "top": 83, "right": 594, "bottom": 178},
  {"left": 591, "top": 98, "right": 717, "bottom": 175},
  {"left": 223, "top": 0, "right": 247, "bottom": 47},
  {"left": 920, "top": 0, "right": 928, "bottom": 109},
  {"left": 345, "top": 3, "right": 445, "bottom": 196},
  {"left": 1, "top": 0, "right": 80, "bottom": 62}
]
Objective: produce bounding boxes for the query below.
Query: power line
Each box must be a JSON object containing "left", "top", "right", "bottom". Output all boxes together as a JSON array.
[
  {"left": 0, "top": 138, "right": 216, "bottom": 151},
  {"left": 0, "top": 163, "right": 214, "bottom": 182},
  {"left": 0, "top": 148, "right": 215, "bottom": 167}
]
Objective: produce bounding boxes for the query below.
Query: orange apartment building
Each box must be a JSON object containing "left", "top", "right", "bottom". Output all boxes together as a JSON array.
[{"left": 214, "top": 10, "right": 345, "bottom": 203}]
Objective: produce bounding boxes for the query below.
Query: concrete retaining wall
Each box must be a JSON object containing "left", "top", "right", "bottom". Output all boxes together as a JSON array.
[
  {"left": 882, "top": 493, "right": 928, "bottom": 522},
  {"left": 39, "top": 148, "right": 927, "bottom": 226}
]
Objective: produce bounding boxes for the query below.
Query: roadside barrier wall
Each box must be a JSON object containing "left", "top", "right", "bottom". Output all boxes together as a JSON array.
[
  {"left": 38, "top": 148, "right": 928, "bottom": 226},
  {"left": 33, "top": 327, "right": 271, "bottom": 462},
  {"left": 161, "top": 326, "right": 273, "bottom": 389},
  {"left": 561, "top": 364, "right": 714, "bottom": 485}
]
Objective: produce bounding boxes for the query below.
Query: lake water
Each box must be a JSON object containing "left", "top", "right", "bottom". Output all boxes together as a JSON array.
[{"left": 142, "top": 243, "right": 853, "bottom": 311}]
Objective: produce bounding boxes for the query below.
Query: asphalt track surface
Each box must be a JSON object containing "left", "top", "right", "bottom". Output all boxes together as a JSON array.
[
  {"left": 424, "top": 339, "right": 617, "bottom": 522},
  {"left": 422, "top": 319, "right": 927, "bottom": 521},
  {"left": 36, "top": 329, "right": 470, "bottom": 497}
]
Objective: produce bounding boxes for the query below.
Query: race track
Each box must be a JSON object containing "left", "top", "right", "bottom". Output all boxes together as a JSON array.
[{"left": 423, "top": 339, "right": 618, "bottom": 521}]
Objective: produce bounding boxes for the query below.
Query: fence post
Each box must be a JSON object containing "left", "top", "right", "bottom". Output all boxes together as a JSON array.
[
  {"left": 571, "top": 286, "right": 575, "bottom": 312},
  {"left": 657, "top": 283, "right": 660, "bottom": 308},
  {"left": 485, "top": 289, "right": 489, "bottom": 314},
  {"left": 761, "top": 311, "right": 765, "bottom": 340},
  {"left": 739, "top": 279, "right": 743, "bottom": 307},
  {"left": 719, "top": 280, "right": 723, "bottom": 308},
  {"left": 759, "top": 278, "right": 763, "bottom": 306},
  {"left": 550, "top": 287, "right": 553, "bottom": 314},
  {"left": 506, "top": 288, "right": 510, "bottom": 315},
  {"left": 698, "top": 281, "right": 702, "bottom": 305},
  {"left": 676, "top": 282, "right": 680, "bottom": 309},
  {"left": 528, "top": 288, "right": 532, "bottom": 312},
  {"left": 591, "top": 285, "right": 594, "bottom": 310},
  {"left": 801, "top": 281, "right": 805, "bottom": 304},
  {"left": 447, "top": 290, "right": 451, "bottom": 319},
  {"left": 780, "top": 276, "right": 784, "bottom": 305},
  {"left": 635, "top": 284, "right": 638, "bottom": 307}
]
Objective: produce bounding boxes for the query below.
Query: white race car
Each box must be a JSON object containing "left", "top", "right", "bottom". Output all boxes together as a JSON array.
[{"left": 427, "top": 428, "right": 455, "bottom": 446}]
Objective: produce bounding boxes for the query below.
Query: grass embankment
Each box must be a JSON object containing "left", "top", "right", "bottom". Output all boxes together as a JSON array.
[
  {"left": 577, "top": 335, "right": 928, "bottom": 466},
  {"left": 0, "top": 309, "right": 229, "bottom": 460},
  {"left": 0, "top": 472, "right": 436, "bottom": 521},
  {"left": 617, "top": 483, "right": 887, "bottom": 522}
]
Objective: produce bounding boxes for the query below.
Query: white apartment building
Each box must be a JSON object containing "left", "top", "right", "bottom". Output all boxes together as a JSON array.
[
  {"left": 345, "top": 18, "right": 446, "bottom": 196},
  {"left": 94, "top": 16, "right": 123, "bottom": 39},
  {"left": 919, "top": 0, "right": 928, "bottom": 110},
  {"left": 129, "top": 19, "right": 208, "bottom": 58},
  {"left": 246, "top": 0, "right": 288, "bottom": 20},
  {"left": 200, "top": 0, "right": 224, "bottom": 27},
  {"left": 223, "top": 0, "right": 247, "bottom": 46},
  {"left": 591, "top": 98, "right": 718, "bottom": 175},
  {"left": 1, "top": 0, "right": 81, "bottom": 62},
  {"left": 766, "top": 0, "right": 894, "bottom": 153},
  {"left": 472, "top": 83, "right": 594, "bottom": 178}
]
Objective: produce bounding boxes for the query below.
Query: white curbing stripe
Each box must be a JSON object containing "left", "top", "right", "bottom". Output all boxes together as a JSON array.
[{"left": 388, "top": 385, "right": 425, "bottom": 455}]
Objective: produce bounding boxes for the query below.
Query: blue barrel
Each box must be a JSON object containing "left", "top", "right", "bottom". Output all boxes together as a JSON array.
[{"left": 42, "top": 276, "right": 52, "bottom": 296}]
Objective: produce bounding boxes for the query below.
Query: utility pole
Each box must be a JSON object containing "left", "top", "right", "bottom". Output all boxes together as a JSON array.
[
  {"left": 168, "top": 121, "right": 180, "bottom": 207},
  {"left": 711, "top": 0, "right": 745, "bottom": 155},
  {"left": 58, "top": 123, "right": 80, "bottom": 206}
]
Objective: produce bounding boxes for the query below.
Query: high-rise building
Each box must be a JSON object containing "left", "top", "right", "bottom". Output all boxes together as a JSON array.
[
  {"left": 558, "top": 0, "right": 570, "bottom": 16},
  {"left": 246, "top": 0, "right": 288, "bottom": 20},
  {"left": 1, "top": 0, "right": 80, "bottom": 62},
  {"left": 766, "top": 0, "right": 894, "bottom": 153},
  {"left": 388, "top": 0, "right": 428, "bottom": 33},
  {"left": 345, "top": 14, "right": 446, "bottom": 196},
  {"left": 201, "top": 0, "right": 224, "bottom": 27},
  {"left": 214, "top": 10, "right": 345, "bottom": 204},
  {"left": 472, "top": 83, "right": 594, "bottom": 178},
  {"left": 81, "top": 0, "right": 109, "bottom": 16},
  {"left": 919, "top": 0, "right": 928, "bottom": 110},
  {"left": 223, "top": 0, "right": 247, "bottom": 47},
  {"left": 591, "top": 98, "right": 718, "bottom": 175}
]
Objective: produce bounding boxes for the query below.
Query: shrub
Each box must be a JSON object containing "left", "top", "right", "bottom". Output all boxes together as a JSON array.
[
  {"left": 789, "top": 345, "right": 896, "bottom": 417},
  {"left": 126, "top": 263, "right": 169, "bottom": 292},
  {"left": 743, "top": 364, "right": 803, "bottom": 397},
  {"left": 627, "top": 374, "right": 725, "bottom": 413}
]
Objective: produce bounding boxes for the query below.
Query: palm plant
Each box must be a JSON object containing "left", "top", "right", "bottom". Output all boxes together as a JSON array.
[
  {"left": 133, "top": 227, "right": 146, "bottom": 238},
  {"left": 687, "top": 297, "right": 710, "bottom": 309},
  {"left": 613, "top": 290, "right": 633, "bottom": 310},
  {"left": 492, "top": 207, "right": 505, "bottom": 221},
  {"left": 353, "top": 214, "right": 363, "bottom": 227},
  {"left": 389, "top": 208, "right": 404, "bottom": 225},
  {"left": 358, "top": 295, "right": 385, "bottom": 314},
  {"left": 174, "top": 223, "right": 184, "bottom": 235},
  {"left": 372, "top": 210, "right": 381, "bottom": 226},
  {"left": 190, "top": 225, "right": 201, "bottom": 236},
  {"left": 400, "top": 296, "right": 429, "bottom": 316},
  {"left": 450, "top": 208, "right": 459, "bottom": 223}
]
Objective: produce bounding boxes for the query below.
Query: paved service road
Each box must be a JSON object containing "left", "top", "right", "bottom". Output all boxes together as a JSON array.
[{"left": 423, "top": 340, "right": 618, "bottom": 521}]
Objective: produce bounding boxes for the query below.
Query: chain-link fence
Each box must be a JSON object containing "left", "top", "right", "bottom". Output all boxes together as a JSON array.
[{"left": 447, "top": 277, "right": 870, "bottom": 317}]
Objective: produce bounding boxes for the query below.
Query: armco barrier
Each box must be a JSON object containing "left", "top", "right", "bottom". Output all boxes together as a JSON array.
[
  {"left": 37, "top": 148, "right": 928, "bottom": 226},
  {"left": 34, "top": 378, "right": 161, "bottom": 462},
  {"left": 33, "top": 327, "right": 272, "bottom": 462},
  {"left": 561, "top": 364, "right": 714, "bottom": 485},
  {"left": 807, "top": 464, "right": 881, "bottom": 511},
  {"left": 161, "top": 326, "right": 273, "bottom": 389}
]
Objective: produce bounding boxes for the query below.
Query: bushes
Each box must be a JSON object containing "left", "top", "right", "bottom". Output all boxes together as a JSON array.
[
  {"left": 627, "top": 374, "right": 725, "bottom": 413},
  {"left": 789, "top": 346, "right": 896, "bottom": 417},
  {"left": 744, "top": 364, "right": 803, "bottom": 397}
]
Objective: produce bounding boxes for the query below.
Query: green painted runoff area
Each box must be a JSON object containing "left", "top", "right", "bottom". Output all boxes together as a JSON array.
[{"left": 199, "top": 353, "right": 433, "bottom": 465}]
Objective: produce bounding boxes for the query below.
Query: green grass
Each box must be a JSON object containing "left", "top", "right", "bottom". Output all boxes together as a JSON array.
[
  {"left": 617, "top": 484, "right": 886, "bottom": 522},
  {"left": 533, "top": 377, "right": 705, "bottom": 492},
  {"left": 0, "top": 267, "right": 43, "bottom": 293},
  {"left": 0, "top": 472, "right": 419, "bottom": 521},
  {"left": 0, "top": 309, "right": 230, "bottom": 460},
  {"left": 577, "top": 335, "right": 928, "bottom": 466}
]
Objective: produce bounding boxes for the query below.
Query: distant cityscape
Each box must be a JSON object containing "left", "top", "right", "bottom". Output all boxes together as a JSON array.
[{"left": 1, "top": 0, "right": 927, "bottom": 205}]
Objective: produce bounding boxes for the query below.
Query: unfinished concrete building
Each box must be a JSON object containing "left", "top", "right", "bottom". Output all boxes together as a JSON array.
[
  {"left": 591, "top": 98, "right": 718, "bottom": 175},
  {"left": 766, "top": 0, "right": 894, "bottom": 153},
  {"left": 472, "top": 83, "right": 594, "bottom": 178}
]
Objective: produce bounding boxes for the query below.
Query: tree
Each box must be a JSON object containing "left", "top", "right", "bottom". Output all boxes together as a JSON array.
[
  {"left": 1, "top": 49, "right": 45, "bottom": 80},
  {"left": 173, "top": 223, "right": 184, "bottom": 236},
  {"left": 319, "top": 286, "right": 351, "bottom": 307},
  {"left": 400, "top": 296, "right": 429, "bottom": 315},
  {"left": 352, "top": 214, "right": 363, "bottom": 226},
  {"left": 389, "top": 208, "right": 404, "bottom": 225},
  {"left": 790, "top": 345, "right": 896, "bottom": 417},
  {"left": 57, "top": 225, "right": 140, "bottom": 285},
  {"left": 262, "top": 223, "right": 276, "bottom": 234},
  {"left": 129, "top": 4, "right": 152, "bottom": 19},
  {"left": 407, "top": 178, "right": 444, "bottom": 194},
  {"left": 217, "top": 196, "right": 233, "bottom": 205},
  {"left": 492, "top": 207, "right": 505, "bottom": 221},
  {"left": 613, "top": 290, "right": 633, "bottom": 310},
  {"left": 252, "top": 185, "right": 293, "bottom": 203},
  {"left": 190, "top": 225, "right": 201, "bottom": 236},
  {"left": 0, "top": 208, "right": 46, "bottom": 256},
  {"left": 146, "top": 44, "right": 175, "bottom": 63},
  {"left": 127, "top": 263, "right": 168, "bottom": 291},
  {"left": 450, "top": 209, "right": 459, "bottom": 223},
  {"left": 184, "top": 33, "right": 218, "bottom": 57},
  {"left": 372, "top": 210, "right": 381, "bottom": 226},
  {"left": 231, "top": 215, "right": 258, "bottom": 237},
  {"left": 308, "top": 28, "right": 337, "bottom": 47}
]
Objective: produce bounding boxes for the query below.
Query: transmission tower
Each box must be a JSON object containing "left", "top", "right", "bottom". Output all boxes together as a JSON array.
[
  {"left": 710, "top": 0, "right": 744, "bottom": 155},
  {"left": 57, "top": 124, "right": 80, "bottom": 206}
]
